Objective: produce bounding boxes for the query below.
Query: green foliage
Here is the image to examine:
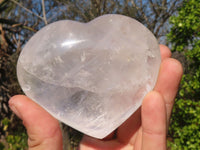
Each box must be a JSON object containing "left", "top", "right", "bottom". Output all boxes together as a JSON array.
[
  {"left": 168, "top": 98, "right": 200, "bottom": 149},
  {"left": 167, "top": 0, "right": 200, "bottom": 149},
  {"left": 0, "top": 118, "right": 28, "bottom": 150},
  {"left": 5, "top": 133, "right": 28, "bottom": 150},
  {"left": 2, "top": 118, "right": 11, "bottom": 133},
  {"left": 168, "top": 0, "right": 200, "bottom": 52}
]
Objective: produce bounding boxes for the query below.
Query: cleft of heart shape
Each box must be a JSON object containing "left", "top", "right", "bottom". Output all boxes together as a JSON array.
[{"left": 17, "top": 14, "right": 161, "bottom": 139}]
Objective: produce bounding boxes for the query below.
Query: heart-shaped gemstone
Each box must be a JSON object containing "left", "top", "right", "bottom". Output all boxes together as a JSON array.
[{"left": 17, "top": 14, "right": 161, "bottom": 139}]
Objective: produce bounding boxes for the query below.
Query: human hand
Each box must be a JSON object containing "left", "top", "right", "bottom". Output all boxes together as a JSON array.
[{"left": 9, "top": 45, "right": 183, "bottom": 150}]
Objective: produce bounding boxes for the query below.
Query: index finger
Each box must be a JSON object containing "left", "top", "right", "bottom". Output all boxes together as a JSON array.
[{"left": 155, "top": 45, "right": 183, "bottom": 126}]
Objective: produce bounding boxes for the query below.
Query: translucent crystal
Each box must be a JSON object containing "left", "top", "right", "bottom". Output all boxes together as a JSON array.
[{"left": 17, "top": 14, "right": 161, "bottom": 139}]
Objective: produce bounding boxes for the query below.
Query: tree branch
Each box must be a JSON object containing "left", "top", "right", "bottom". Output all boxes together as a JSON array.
[
  {"left": 10, "top": 0, "right": 44, "bottom": 22},
  {"left": 149, "top": 0, "right": 160, "bottom": 17},
  {"left": 130, "top": 0, "right": 149, "bottom": 25},
  {"left": 41, "top": 0, "right": 48, "bottom": 25},
  {"left": 0, "top": 24, "right": 8, "bottom": 50}
]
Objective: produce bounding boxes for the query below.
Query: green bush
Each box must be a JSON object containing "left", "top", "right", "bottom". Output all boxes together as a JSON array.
[
  {"left": 1, "top": 118, "right": 28, "bottom": 150},
  {"left": 167, "top": 0, "right": 200, "bottom": 149},
  {"left": 5, "top": 133, "right": 28, "bottom": 150},
  {"left": 168, "top": 98, "right": 200, "bottom": 149}
]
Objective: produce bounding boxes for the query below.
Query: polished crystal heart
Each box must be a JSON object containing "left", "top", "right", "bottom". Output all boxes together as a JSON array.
[{"left": 17, "top": 14, "right": 161, "bottom": 139}]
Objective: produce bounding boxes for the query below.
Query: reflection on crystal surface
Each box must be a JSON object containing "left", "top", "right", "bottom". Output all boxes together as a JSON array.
[
  {"left": 61, "top": 39, "right": 86, "bottom": 48},
  {"left": 17, "top": 14, "right": 161, "bottom": 138}
]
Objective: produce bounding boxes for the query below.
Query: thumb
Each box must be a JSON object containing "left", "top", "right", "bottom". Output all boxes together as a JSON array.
[{"left": 9, "top": 95, "right": 63, "bottom": 150}]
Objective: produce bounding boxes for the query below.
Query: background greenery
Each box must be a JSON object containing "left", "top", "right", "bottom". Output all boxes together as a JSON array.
[
  {"left": 167, "top": 0, "right": 200, "bottom": 149},
  {"left": 0, "top": 0, "right": 199, "bottom": 149}
]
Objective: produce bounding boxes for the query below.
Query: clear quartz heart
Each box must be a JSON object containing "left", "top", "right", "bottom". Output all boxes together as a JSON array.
[{"left": 17, "top": 14, "right": 161, "bottom": 139}]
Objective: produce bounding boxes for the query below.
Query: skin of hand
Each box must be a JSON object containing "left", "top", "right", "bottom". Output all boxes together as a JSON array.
[{"left": 9, "top": 45, "right": 183, "bottom": 150}]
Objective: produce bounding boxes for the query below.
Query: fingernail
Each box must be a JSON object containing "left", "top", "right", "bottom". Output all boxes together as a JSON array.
[{"left": 9, "top": 102, "right": 22, "bottom": 119}]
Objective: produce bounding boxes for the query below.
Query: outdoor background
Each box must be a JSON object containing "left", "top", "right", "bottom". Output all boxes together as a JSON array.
[{"left": 0, "top": 0, "right": 199, "bottom": 149}]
